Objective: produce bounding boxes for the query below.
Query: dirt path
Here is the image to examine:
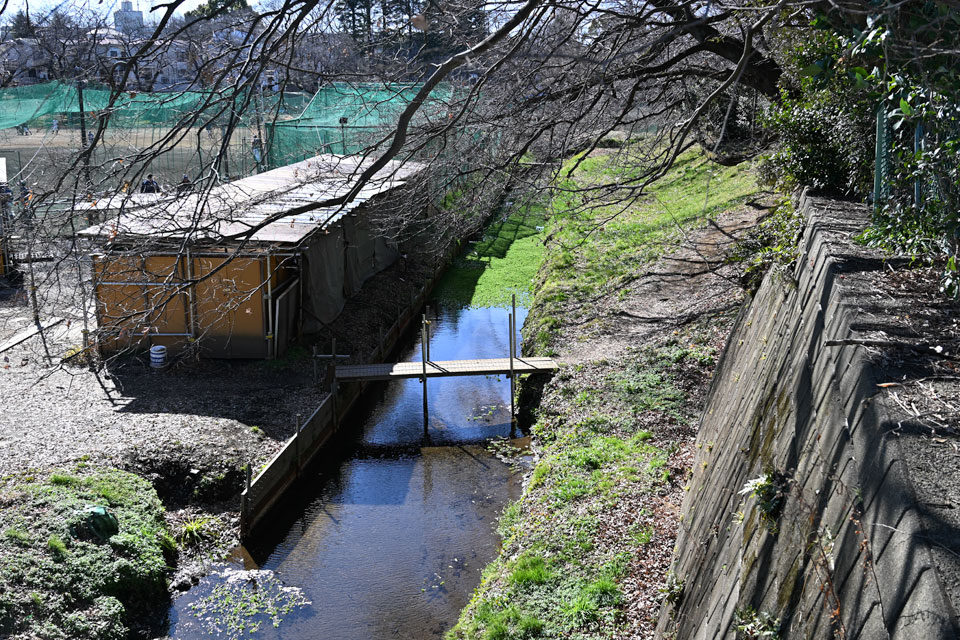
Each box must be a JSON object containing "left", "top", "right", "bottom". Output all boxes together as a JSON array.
[
  {"left": 451, "top": 189, "right": 774, "bottom": 639},
  {"left": 552, "top": 201, "right": 772, "bottom": 637},
  {"left": 558, "top": 199, "right": 771, "bottom": 365}
]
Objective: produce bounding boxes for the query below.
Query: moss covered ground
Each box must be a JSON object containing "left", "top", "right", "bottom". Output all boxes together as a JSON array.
[{"left": 0, "top": 467, "right": 173, "bottom": 639}]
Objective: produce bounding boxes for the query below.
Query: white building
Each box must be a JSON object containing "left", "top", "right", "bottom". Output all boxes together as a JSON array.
[{"left": 114, "top": 1, "right": 144, "bottom": 35}]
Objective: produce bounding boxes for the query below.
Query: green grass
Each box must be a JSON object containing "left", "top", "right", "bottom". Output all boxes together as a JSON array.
[
  {"left": 447, "top": 147, "right": 755, "bottom": 640},
  {"left": 178, "top": 516, "right": 212, "bottom": 547},
  {"left": 0, "top": 469, "right": 172, "bottom": 640},
  {"left": 526, "top": 147, "right": 761, "bottom": 354},
  {"left": 447, "top": 347, "right": 690, "bottom": 639},
  {"left": 469, "top": 603, "right": 545, "bottom": 640},
  {"left": 433, "top": 203, "right": 547, "bottom": 308},
  {"left": 509, "top": 554, "right": 551, "bottom": 586}
]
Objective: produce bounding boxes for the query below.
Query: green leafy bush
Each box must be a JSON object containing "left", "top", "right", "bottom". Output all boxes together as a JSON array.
[
  {"left": 728, "top": 200, "right": 804, "bottom": 292},
  {"left": 734, "top": 606, "right": 781, "bottom": 639},
  {"left": 740, "top": 471, "right": 789, "bottom": 534},
  {"left": 763, "top": 3, "right": 960, "bottom": 292},
  {"left": 759, "top": 29, "right": 875, "bottom": 196}
]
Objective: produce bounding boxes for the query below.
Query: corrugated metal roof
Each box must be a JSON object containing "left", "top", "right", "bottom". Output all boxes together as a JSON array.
[{"left": 79, "top": 154, "right": 424, "bottom": 246}]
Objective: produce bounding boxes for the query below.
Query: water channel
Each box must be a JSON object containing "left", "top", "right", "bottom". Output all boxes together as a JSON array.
[{"left": 167, "top": 304, "right": 528, "bottom": 639}]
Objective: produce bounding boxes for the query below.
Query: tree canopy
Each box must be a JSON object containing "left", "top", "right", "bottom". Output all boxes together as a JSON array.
[
  {"left": 185, "top": 0, "right": 251, "bottom": 20},
  {"left": 2, "top": 0, "right": 960, "bottom": 367},
  {"left": 9, "top": 10, "right": 36, "bottom": 38}
]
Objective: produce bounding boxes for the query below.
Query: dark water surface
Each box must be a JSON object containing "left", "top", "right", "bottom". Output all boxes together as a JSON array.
[{"left": 167, "top": 305, "right": 526, "bottom": 639}]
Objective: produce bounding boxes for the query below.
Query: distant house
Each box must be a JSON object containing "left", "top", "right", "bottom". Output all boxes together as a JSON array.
[
  {"left": 79, "top": 154, "right": 424, "bottom": 359},
  {"left": 0, "top": 38, "right": 49, "bottom": 84},
  {"left": 113, "top": 1, "right": 144, "bottom": 35}
]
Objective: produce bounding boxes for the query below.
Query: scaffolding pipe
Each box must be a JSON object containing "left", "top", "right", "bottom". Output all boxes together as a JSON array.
[
  {"left": 264, "top": 251, "right": 274, "bottom": 358},
  {"left": 421, "top": 319, "right": 428, "bottom": 432},
  {"left": 509, "top": 311, "right": 515, "bottom": 424},
  {"left": 185, "top": 248, "right": 196, "bottom": 340}
]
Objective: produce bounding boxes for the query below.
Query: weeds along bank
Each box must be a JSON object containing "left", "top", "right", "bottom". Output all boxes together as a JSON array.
[{"left": 448, "top": 147, "right": 767, "bottom": 639}]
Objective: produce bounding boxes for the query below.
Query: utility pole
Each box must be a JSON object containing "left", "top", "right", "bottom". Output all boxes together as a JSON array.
[
  {"left": 421, "top": 316, "right": 429, "bottom": 435},
  {"left": 76, "top": 78, "right": 93, "bottom": 222}
]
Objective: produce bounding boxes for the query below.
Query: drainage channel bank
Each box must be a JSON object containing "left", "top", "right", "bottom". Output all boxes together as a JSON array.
[
  {"left": 164, "top": 197, "right": 550, "bottom": 638},
  {"left": 240, "top": 189, "right": 549, "bottom": 538},
  {"left": 238, "top": 251, "right": 453, "bottom": 539},
  {"left": 447, "top": 148, "right": 767, "bottom": 639}
]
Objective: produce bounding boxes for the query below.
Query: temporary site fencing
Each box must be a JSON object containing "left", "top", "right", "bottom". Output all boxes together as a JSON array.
[
  {"left": 265, "top": 82, "right": 456, "bottom": 169},
  {"left": 0, "top": 81, "right": 461, "bottom": 191},
  {"left": 0, "top": 81, "right": 311, "bottom": 191}
]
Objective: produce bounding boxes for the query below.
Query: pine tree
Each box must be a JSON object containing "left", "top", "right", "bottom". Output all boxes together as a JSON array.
[{"left": 10, "top": 10, "right": 36, "bottom": 38}]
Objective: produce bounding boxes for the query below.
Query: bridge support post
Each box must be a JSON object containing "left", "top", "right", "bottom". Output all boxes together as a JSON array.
[
  {"left": 293, "top": 414, "right": 301, "bottom": 479},
  {"left": 509, "top": 313, "right": 515, "bottom": 432},
  {"left": 421, "top": 318, "right": 429, "bottom": 433}
]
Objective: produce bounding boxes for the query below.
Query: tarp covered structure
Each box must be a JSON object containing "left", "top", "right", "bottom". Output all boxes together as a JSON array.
[{"left": 80, "top": 153, "right": 424, "bottom": 357}]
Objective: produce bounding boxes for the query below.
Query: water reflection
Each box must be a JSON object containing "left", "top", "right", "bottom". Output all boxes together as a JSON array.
[{"left": 168, "top": 305, "right": 526, "bottom": 639}]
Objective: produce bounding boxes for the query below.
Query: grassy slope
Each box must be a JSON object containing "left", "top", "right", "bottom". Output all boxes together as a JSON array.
[
  {"left": 529, "top": 149, "right": 760, "bottom": 355},
  {"left": 433, "top": 203, "right": 547, "bottom": 308},
  {"left": 448, "top": 148, "right": 760, "bottom": 640},
  {"left": 0, "top": 468, "right": 173, "bottom": 639}
]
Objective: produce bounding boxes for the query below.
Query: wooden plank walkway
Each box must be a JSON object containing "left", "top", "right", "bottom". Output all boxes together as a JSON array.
[
  {"left": 0, "top": 318, "right": 64, "bottom": 354},
  {"left": 336, "top": 357, "right": 559, "bottom": 381}
]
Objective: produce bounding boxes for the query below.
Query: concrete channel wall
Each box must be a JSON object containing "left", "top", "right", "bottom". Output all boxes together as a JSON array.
[
  {"left": 239, "top": 259, "right": 450, "bottom": 539},
  {"left": 657, "top": 193, "right": 959, "bottom": 638}
]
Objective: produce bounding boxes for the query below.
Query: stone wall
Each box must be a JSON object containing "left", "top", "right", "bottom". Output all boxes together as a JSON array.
[{"left": 657, "top": 193, "right": 959, "bottom": 639}]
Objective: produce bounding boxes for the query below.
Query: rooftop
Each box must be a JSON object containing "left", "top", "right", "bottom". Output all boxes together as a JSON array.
[{"left": 79, "top": 154, "right": 424, "bottom": 246}]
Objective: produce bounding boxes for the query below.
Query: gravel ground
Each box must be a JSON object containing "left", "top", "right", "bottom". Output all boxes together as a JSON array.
[
  {"left": 0, "top": 241, "right": 445, "bottom": 608},
  {"left": 0, "top": 306, "right": 310, "bottom": 480},
  {"left": 0, "top": 248, "right": 442, "bottom": 477}
]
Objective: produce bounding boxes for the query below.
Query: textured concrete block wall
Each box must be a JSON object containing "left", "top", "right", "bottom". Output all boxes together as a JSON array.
[{"left": 656, "top": 194, "right": 959, "bottom": 639}]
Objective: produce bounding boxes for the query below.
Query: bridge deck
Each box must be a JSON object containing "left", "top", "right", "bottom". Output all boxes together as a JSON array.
[{"left": 336, "top": 357, "right": 559, "bottom": 381}]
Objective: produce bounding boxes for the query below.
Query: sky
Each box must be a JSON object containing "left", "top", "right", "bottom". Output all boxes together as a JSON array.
[{"left": 2, "top": 0, "right": 209, "bottom": 22}]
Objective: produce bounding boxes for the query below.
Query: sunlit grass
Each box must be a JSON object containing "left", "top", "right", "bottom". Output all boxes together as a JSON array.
[
  {"left": 434, "top": 203, "right": 547, "bottom": 308},
  {"left": 526, "top": 147, "right": 760, "bottom": 355}
]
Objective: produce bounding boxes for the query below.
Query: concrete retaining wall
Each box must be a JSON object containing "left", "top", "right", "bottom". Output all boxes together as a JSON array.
[{"left": 657, "top": 193, "right": 959, "bottom": 639}]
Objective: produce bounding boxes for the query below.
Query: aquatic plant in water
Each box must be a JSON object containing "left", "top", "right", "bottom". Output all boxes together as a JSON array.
[{"left": 189, "top": 569, "right": 310, "bottom": 638}]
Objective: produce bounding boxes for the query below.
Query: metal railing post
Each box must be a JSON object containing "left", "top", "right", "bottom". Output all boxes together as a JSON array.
[{"left": 421, "top": 318, "right": 429, "bottom": 432}]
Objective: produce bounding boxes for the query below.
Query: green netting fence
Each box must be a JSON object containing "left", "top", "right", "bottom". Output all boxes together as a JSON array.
[
  {"left": 0, "top": 80, "right": 451, "bottom": 188},
  {"left": 0, "top": 80, "right": 316, "bottom": 130},
  {"left": 266, "top": 83, "right": 454, "bottom": 168},
  {"left": 0, "top": 82, "right": 311, "bottom": 186}
]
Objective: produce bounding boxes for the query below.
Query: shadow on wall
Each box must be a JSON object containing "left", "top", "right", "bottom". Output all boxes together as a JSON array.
[{"left": 659, "top": 193, "right": 960, "bottom": 639}]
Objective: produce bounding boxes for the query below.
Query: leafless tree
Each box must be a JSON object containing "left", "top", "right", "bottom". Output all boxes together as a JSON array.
[{"left": 0, "top": 0, "right": 835, "bottom": 370}]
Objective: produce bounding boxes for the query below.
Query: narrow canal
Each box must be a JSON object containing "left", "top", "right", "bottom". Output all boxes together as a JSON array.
[{"left": 167, "top": 304, "right": 528, "bottom": 639}]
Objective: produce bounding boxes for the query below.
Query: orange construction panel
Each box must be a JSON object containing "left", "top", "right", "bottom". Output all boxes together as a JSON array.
[
  {"left": 94, "top": 253, "right": 272, "bottom": 358},
  {"left": 193, "top": 256, "right": 268, "bottom": 358}
]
